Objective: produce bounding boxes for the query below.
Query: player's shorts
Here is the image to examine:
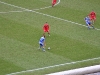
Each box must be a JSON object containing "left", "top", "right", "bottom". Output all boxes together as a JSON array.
[
  {"left": 44, "top": 29, "right": 49, "bottom": 32},
  {"left": 39, "top": 42, "right": 43, "bottom": 47},
  {"left": 86, "top": 22, "right": 91, "bottom": 26},
  {"left": 90, "top": 16, "right": 96, "bottom": 20}
]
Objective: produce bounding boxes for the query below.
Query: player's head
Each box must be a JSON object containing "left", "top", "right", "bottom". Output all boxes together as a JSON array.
[
  {"left": 87, "top": 16, "right": 89, "bottom": 17},
  {"left": 43, "top": 35, "right": 45, "bottom": 38},
  {"left": 86, "top": 15, "right": 89, "bottom": 17},
  {"left": 43, "top": 34, "right": 45, "bottom": 38}
]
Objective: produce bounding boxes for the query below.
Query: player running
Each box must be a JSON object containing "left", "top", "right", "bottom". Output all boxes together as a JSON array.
[
  {"left": 38, "top": 35, "right": 46, "bottom": 52},
  {"left": 52, "top": 0, "right": 57, "bottom": 7},
  {"left": 89, "top": 10, "right": 96, "bottom": 24},
  {"left": 43, "top": 22, "right": 50, "bottom": 36},
  {"left": 84, "top": 16, "right": 94, "bottom": 29}
]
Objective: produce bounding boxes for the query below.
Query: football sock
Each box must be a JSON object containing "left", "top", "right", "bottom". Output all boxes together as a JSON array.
[
  {"left": 42, "top": 47, "right": 45, "bottom": 51},
  {"left": 88, "top": 26, "right": 90, "bottom": 30},
  {"left": 92, "top": 26, "right": 95, "bottom": 29}
]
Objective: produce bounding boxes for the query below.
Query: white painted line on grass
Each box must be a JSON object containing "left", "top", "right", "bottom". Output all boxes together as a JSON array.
[
  {"left": 46, "top": 65, "right": 100, "bottom": 75},
  {"left": 33, "top": 6, "right": 52, "bottom": 10},
  {"left": 6, "top": 57, "right": 100, "bottom": 75},
  {"left": 29, "top": 0, "right": 60, "bottom": 10},
  {"left": 54, "top": 0, "right": 60, "bottom": 6},
  {"left": 0, "top": 10, "right": 24, "bottom": 13},
  {"left": 0, "top": 0, "right": 100, "bottom": 30}
]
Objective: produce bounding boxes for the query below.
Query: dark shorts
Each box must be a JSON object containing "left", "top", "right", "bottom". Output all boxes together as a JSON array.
[{"left": 40, "top": 43, "right": 43, "bottom": 47}]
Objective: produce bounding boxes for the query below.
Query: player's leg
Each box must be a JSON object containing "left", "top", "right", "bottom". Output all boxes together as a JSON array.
[
  {"left": 88, "top": 25, "right": 90, "bottom": 29},
  {"left": 43, "top": 29, "right": 46, "bottom": 35},
  {"left": 92, "top": 25, "right": 95, "bottom": 29},
  {"left": 39, "top": 43, "right": 45, "bottom": 51},
  {"left": 52, "top": 1, "right": 56, "bottom": 7},
  {"left": 52, "top": 3, "right": 54, "bottom": 7},
  {"left": 92, "top": 17, "right": 96, "bottom": 24},
  {"left": 86, "top": 22, "right": 90, "bottom": 29},
  {"left": 91, "top": 19, "right": 94, "bottom": 25},
  {"left": 90, "top": 24, "right": 95, "bottom": 29},
  {"left": 47, "top": 30, "right": 50, "bottom": 36},
  {"left": 90, "top": 17, "right": 93, "bottom": 24},
  {"left": 38, "top": 43, "right": 42, "bottom": 49},
  {"left": 91, "top": 17, "right": 96, "bottom": 24},
  {"left": 89, "top": 21, "right": 95, "bottom": 29},
  {"left": 42, "top": 44, "right": 45, "bottom": 51}
]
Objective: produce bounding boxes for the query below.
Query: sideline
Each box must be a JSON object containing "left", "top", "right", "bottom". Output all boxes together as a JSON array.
[
  {"left": 0, "top": 0, "right": 100, "bottom": 30},
  {"left": 46, "top": 65, "right": 100, "bottom": 75},
  {"left": 6, "top": 57, "right": 100, "bottom": 75}
]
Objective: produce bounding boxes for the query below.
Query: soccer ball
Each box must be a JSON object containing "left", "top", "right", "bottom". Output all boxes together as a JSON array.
[{"left": 48, "top": 47, "right": 50, "bottom": 50}]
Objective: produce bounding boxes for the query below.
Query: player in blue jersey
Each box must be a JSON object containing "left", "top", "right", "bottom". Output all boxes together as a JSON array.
[
  {"left": 38, "top": 35, "right": 46, "bottom": 51},
  {"left": 84, "top": 16, "right": 94, "bottom": 29}
]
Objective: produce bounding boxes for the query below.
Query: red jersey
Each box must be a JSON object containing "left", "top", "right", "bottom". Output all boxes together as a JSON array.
[
  {"left": 43, "top": 23, "right": 49, "bottom": 31},
  {"left": 89, "top": 11, "right": 96, "bottom": 20},
  {"left": 89, "top": 11, "right": 96, "bottom": 17}
]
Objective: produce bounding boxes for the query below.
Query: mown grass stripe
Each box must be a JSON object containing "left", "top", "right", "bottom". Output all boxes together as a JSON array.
[
  {"left": 6, "top": 57, "right": 100, "bottom": 75},
  {"left": 0, "top": 0, "right": 100, "bottom": 30}
]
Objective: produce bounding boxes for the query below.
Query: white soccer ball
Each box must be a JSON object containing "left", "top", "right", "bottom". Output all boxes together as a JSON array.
[{"left": 48, "top": 47, "right": 50, "bottom": 50}]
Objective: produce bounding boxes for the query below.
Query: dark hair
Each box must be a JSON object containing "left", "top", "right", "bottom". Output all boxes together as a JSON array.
[
  {"left": 43, "top": 34, "right": 45, "bottom": 38},
  {"left": 43, "top": 35, "right": 45, "bottom": 38}
]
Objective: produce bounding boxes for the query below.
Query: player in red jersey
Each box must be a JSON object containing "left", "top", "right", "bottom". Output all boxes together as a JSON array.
[
  {"left": 52, "top": 0, "right": 57, "bottom": 7},
  {"left": 89, "top": 10, "right": 96, "bottom": 24},
  {"left": 43, "top": 22, "right": 50, "bottom": 36}
]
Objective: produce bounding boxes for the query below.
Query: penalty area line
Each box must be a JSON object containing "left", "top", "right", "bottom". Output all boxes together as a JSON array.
[{"left": 6, "top": 57, "right": 100, "bottom": 75}]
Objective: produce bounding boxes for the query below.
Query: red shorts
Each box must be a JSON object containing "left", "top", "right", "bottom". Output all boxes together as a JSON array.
[
  {"left": 52, "top": 2, "right": 56, "bottom": 5},
  {"left": 90, "top": 16, "right": 96, "bottom": 20},
  {"left": 44, "top": 29, "right": 49, "bottom": 32}
]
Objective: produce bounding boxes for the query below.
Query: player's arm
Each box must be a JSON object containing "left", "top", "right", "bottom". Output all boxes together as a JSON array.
[
  {"left": 43, "top": 25, "right": 45, "bottom": 30},
  {"left": 84, "top": 17, "right": 86, "bottom": 21},
  {"left": 52, "top": 0, "right": 54, "bottom": 3},
  {"left": 46, "top": 24, "right": 49, "bottom": 30},
  {"left": 94, "top": 12, "right": 96, "bottom": 18}
]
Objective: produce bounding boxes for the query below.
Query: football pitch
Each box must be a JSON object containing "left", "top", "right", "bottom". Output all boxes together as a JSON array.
[{"left": 0, "top": 0, "right": 100, "bottom": 75}]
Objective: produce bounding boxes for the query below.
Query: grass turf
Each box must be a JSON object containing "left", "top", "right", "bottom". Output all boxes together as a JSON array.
[{"left": 0, "top": 0, "right": 100, "bottom": 75}]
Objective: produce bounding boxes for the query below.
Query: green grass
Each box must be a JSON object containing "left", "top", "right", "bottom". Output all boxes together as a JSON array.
[{"left": 0, "top": 0, "right": 100, "bottom": 75}]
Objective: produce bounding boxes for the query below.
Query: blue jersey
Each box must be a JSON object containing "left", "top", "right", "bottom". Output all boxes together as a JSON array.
[
  {"left": 85, "top": 17, "right": 91, "bottom": 25},
  {"left": 39, "top": 36, "right": 45, "bottom": 45}
]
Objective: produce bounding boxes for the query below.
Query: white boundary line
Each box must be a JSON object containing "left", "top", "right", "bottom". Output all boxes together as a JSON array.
[
  {"left": 0, "top": 0, "right": 100, "bottom": 30},
  {"left": 6, "top": 57, "right": 100, "bottom": 75}
]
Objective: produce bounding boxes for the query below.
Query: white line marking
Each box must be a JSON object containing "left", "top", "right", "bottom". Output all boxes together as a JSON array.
[
  {"left": 6, "top": 57, "right": 100, "bottom": 75},
  {"left": 0, "top": 0, "right": 100, "bottom": 30},
  {"left": 54, "top": 0, "right": 60, "bottom": 6},
  {"left": 33, "top": 6, "right": 52, "bottom": 10},
  {"left": 0, "top": 10, "right": 24, "bottom": 13},
  {"left": 30, "top": 0, "right": 60, "bottom": 10}
]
